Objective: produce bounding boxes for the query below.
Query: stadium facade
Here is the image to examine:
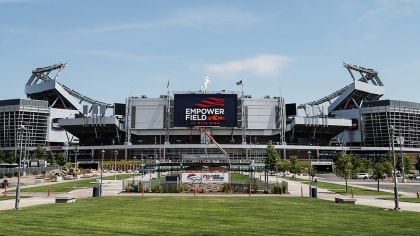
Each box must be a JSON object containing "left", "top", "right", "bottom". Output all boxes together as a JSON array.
[{"left": 0, "top": 63, "right": 419, "bottom": 167}]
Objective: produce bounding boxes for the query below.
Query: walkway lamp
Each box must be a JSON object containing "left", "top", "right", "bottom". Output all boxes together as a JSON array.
[
  {"left": 114, "top": 150, "right": 118, "bottom": 180},
  {"left": 396, "top": 136, "right": 405, "bottom": 183},
  {"left": 390, "top": 125, "right": 401, "bottom": 211},
  {"left": 307, "top": 150, "right": 312, "bottom": 198},
  {"left": 73, "top": 145, "right": 79, "bottom": 188},
  {"left": 100, "top": 149, "right": 105, "bottom": 196},
  {"left": 14, "top": 125, "right": 26, "bottom": 210},
  {"left": 132, "top": 156, "right": 136, "bottom": 183}
]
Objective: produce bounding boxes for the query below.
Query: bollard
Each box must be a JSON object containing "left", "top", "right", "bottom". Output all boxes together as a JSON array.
[
  {"left": 351, "top": 187, "right": 354, "bottom": 198},
  {"left": 3, "top": 186, "right": 6, "bottom": 196},
  {"left": 417, "top": 192, "right": 420, "bottom": 199},
  {"left": 48, "top": 185, "right": 51, "bottom": 196},
  {"left": 141, "top": 184, "right": 144, "bottom": 197},
  {"left": 301, "top": 186, "right": 303, "bottom": 197}
]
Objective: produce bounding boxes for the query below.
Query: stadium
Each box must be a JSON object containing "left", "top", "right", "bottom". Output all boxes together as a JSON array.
[{"left": 1, "top": 62, "right": 419, "bottom": 172}]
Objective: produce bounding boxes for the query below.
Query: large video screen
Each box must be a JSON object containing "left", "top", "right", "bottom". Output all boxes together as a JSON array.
[{"left": 174, "top": 94, "right": 237, "bottom": 127}]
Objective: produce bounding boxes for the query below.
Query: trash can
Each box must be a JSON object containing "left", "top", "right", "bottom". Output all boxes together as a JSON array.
[
  {"left": 93, "top": 186, "right": 101, "bottom": 197},
  {"left": 311, "top": 187, "right": 317, "bottom": 198}
]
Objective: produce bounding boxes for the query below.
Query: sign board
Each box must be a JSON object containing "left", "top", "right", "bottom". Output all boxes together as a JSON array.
[
  {"left": 181, "top": 172, "right": 229, "bottom": 183},
  {"left": 174, "top": 94, "right": 237, "bottom": 127}
]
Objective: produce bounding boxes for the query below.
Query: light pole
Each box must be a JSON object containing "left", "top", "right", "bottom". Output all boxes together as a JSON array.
[
  {"left": 73, "top": 146, "right": 79, "bottom": 188},
  {"left": 390, "top": 125, "right": 401, "bottom": 211},
  {"left": 307, "top": 150, "right": 312, "bottom": 198},
  {"left": 132, "top": 156, "right": 136, "bottom": 183},
  {"left": 114, "top": 150, "right": 118, "bottom": 180},
  {"left": 100, "top": 149, "right": 105, "bottom": 197},
  {"left": 15, "top": 125, "right": 26, "bottom": 210},
  {"left": 396, "top": 136, "right": 405, "bottom": 183}
]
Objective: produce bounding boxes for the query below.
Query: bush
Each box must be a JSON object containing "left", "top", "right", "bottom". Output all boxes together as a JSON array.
[
  {"left": 0, "top": 173, "right": 3, "bottom": 179},
  {"left": 222, "top": 183, "right": 233, "bottom": 193},
  {"left": 32, "top": 171, "right": 39, "bottom": 175},
  {"left": 272, "top": 185, "right": 282, "bottom": 194},
  {"left": 5, "top": 173, "right": 13, "bottom": 178}
]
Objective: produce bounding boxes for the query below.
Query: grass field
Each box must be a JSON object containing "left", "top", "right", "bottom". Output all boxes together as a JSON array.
[{"left": 2, "top": 196, "right": 420, "bottom": 235}]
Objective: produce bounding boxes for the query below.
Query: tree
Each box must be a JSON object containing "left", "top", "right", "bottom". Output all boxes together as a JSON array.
[
  {"left": 416, "top": 155, "right": 420, "bottom": 172},
  {"left": 372, "top": 158, "right": 392, "bottom": 191},
  {"left": 351, "top": 156, "right": 371, "bottom": 174},
  {"left": 289, "top": 155, "right": 301, "bottom": 177},
  {"left": 5, "top": 152, "right": 16, "bottom": 164},
  {"left": 265, "top": 142, "right": 280, "bottom": 174},
  {"left": 47, "top": 151, "right": 57, "bottom": 166},
  {"left": 56, "top": 152, "right": 67, "bottom": 166},
  {"left": 334, "top": 153, "right": 353, "bottom": 193},
  {"left": 278, "top": 159, "right": 291, "bottom": 174},
  {"left": 32, "top": 146, "right": 46, "bottom": 160},
  {"left": 396, "top": 155, "right": 414, "bottom": 175}
]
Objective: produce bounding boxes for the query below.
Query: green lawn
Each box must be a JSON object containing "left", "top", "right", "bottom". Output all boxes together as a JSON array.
[
  {"left": 10, "top": 174, "right": 137, "bottom": 193},
  {"left": 284, "top": 176, "right": 394, "bottom": 196},
  {"left": 1, "top": 196, "right": 419, "bottom": 235}
]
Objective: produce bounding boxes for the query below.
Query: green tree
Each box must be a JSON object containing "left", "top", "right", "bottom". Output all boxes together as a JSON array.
[
  {"left": 56, "top": 152, "right": 67, "bottom": 166},
  {"left": 32, "top": 146, "right": 46, "bottom": 160},
  {"left": 5, "top": 152, "right": 16, "bottom": 164},
  {"left": 0, "top": 148, "right": 4, "bottom": 163},
  {"left": 265, "top": 142, "right": 279, "bottom": 174},
  {"left": 415, "top": 155, "right": 420, "bottom": 172},
  {"left": 351, "top": 156, "right": 371, "bottom": 174},
  {"left": 289, "top": 155, "right": 301, "bottom": 177},
  {"left": 334, "top": 153, "right": 353, "bottom": 193},
  {"left": 278, "top": 159, "right": 291, "bottom": 174},
  {"left": 47, "top": 151, "right": 57, "bottom": 166},
  {"left": 372, "top": 158, "right": 392, "bottom": 191},
  {"left": 396, "top": 155, "right": 414, "bottom": 176}
]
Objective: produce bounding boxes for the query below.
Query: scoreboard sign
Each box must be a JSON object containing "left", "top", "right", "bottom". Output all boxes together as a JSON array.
[{"left": 174, "top": 94, "right": 237, "bottom": 127}]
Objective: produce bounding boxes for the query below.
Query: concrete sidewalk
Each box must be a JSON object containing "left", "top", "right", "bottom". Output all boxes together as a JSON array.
[
  {"left": 1, "top": 175, "right": 420, "bottom": 212},
  {"left": 275, "top": 175, "right": 420, "bottom": 212}
]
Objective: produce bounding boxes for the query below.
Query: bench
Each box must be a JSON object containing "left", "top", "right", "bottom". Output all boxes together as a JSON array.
[
  {"left": 335, "top": 197, "right": 357, "bottom": 204},
  {"left": 55, "top": 196, "right": 76, "bottom": 203}
]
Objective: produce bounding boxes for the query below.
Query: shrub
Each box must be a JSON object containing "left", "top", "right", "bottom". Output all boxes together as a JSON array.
[
  {"left": 222, "top": 183, "right": 233, "bottom": 193},
  {"left": 5, "top": 173, "right": 13, "bottom": 178},
  {"left": 0, "top": 173, "right": 3, "bottom": 179},
  {"left": 272, "top": 185, "right": 282, "bottom": 194},
  {"left": 32, "top": 171, "right": 39, "bottom": 175}
]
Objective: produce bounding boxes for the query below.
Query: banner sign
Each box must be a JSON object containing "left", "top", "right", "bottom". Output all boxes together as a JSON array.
[
  {"left": 181, "top": 172, "right": 229, "bottom": 183},
  {"left": 174, "top": 94, "right": 237, "bottom": 127}
]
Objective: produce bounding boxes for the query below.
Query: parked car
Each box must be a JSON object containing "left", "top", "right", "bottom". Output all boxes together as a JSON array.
[
  {"left": 356, "top": 173, "right": 371, "bottom": 179},
  {"left": 408, "top": 174, "right": 420, "bottom": 180}
]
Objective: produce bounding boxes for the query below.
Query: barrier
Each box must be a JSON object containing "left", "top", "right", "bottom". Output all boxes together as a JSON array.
[
  {"left": 55, "top": 196, "right": 76, "bottom": 203},
  {"left": 335, "top": 197, "right": 357, "bottom": 204}
]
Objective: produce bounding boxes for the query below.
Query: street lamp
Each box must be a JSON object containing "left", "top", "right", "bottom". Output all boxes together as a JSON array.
[
  {"left": 100, "top": 149, "right": 105, "bottom": 197},
  {"left": 15, "top": 125, "right": 26, "bottom": 210},
  {"left": 390, "top": 125, "right": 401, "bottom": 211},
  {"left": 114, "top": 150, "right": 118, "bottom": 180},
  {"left": 73, "top": 146, "right": 79, "bottom": 188},
  {"left": 307, "top": 150, "right": 312, "bottom": 198},
  {"left": 132, "top": 156, "right": 136, "bottom": 183},
  {"left": 396, "top": 136, "right": 405, "bottom": 183}
]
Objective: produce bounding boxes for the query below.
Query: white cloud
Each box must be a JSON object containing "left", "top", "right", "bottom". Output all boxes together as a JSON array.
[{"left": 204, "top": 54, "right": 291, "bottom": 78}]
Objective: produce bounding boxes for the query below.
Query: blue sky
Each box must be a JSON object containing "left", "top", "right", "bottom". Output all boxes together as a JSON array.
[{"left": 1, "top": 0, "right": 420, "bottom": 107}]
